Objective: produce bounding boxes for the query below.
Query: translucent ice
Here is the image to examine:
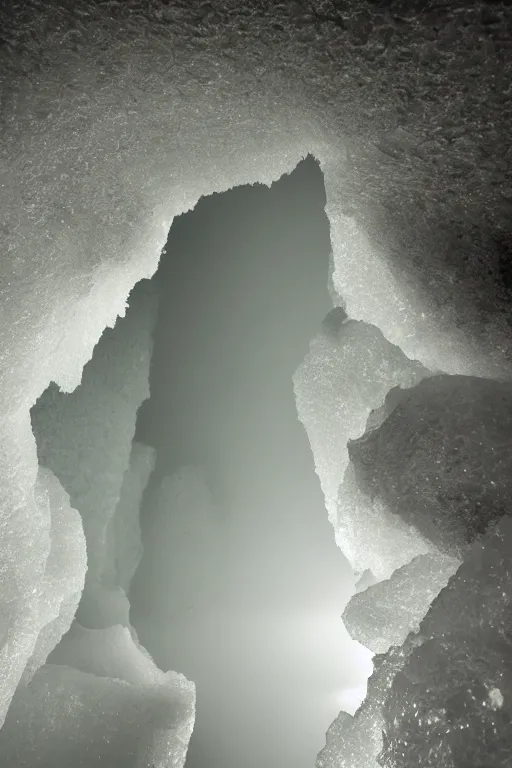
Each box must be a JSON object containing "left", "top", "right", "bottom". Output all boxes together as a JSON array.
[
  {"left": 379, "top": 515, "right": 512, "bottom": 767},
  {"left": 0, "top": 658, "right": 194, "bottom": 768},
  {"left": 22, "top": 467, "right": 86, "bottom": 684},
  {"left": 294, "top": 312, "right": 429, "bottom": 526},
  {"left": 30, "top": 279, "right": 158, "bottom": 629},
  {"left": 335, "top": 463, "right": 432, "bottom": 581},
  {"left": 342, "top": 552, "right": 460, "bottom": 654}
]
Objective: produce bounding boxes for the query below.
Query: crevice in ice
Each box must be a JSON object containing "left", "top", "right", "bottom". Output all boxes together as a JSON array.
[
  {"left": 129, "top": 155, "right": 358, "bottom": 768},
  {"left": 2, "top": 140, "right": 494, "bottom": 768},
  {"left": 3, "top": 154, "right": 379, "bottom": 768}
]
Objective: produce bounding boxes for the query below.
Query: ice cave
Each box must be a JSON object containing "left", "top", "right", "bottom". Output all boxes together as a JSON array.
[{"left": 1, "top": 1, "right": 512, "bottom": 767}]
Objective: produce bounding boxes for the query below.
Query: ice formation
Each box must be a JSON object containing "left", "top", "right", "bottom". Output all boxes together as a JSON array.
[
  {"left": 342, "top": 552, "right": 460, "bottom": 654},
  {"left": 30, "top": 278, "right": 159, "bottom": 627},
  {"left": 377, "top": 516, "right": 512, "bottom": 767},
  {"left": 3, "top": 279, "right": 196, "bottom": 766},
  {"left": 1, "top": 0, "right": 512, "bottom": 765},
  {"left": 317, "top": 374, "right": 512, "bottom": 767},
  {"left": 349, "top": 374, "right": 512, "bottom": 556},
  {"left": 293, "top": 310, "right": 430, "bottom": 525}
]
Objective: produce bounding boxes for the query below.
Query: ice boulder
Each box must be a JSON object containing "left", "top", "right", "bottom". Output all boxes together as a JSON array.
[
  {"left": 342, "top": 552, "right": 459, "bottom": 654},
  {"left": 349, "top": 374, "right": 512, "bottom": 556},
  {"left": 319, "top": 480, "right": 512, "bottom": 768},
  {"left": 379, "top": 515, "right": 512, "bottom": 768},
  {"left": 293, "top": 310, "right": 429, "bottom": 526},
  {"left": 0, "top": 658, "right": 195, "bottom": 768},
  {"left": 335, "top": 463, "right": 432, "bottom": 581}
]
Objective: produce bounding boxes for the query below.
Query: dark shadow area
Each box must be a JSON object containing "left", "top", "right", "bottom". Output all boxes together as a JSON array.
[{"left": 129, "top": 156, "right": 357, "bottom": 768}]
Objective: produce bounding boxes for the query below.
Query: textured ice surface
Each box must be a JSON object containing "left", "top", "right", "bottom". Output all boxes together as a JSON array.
[
  {"left": 316, "top": 643, "right": 406, "bottom": 768},
  {"left": 349, "top": 374, "right": 512, "bottom": 556},
  {"left": 22, "top": 467, "right": 86, "bottom": 684},
  {"left": 31, "top": 279, "right": 158, "bottom": 628},
  {"left": 343, "top": 552, "right": 460, "bottom": 654},
  {"left": 335, "top": 463, "right": 432, "bottom": 581},
  {"left": 379, "top": 515, "right": 512, "bottom": 768},
  {"left": 294, "top": 312, "right": 429, "bottom": 524},
  {"left": 320, "top": 378, "right": 512, "bottom": 768},
  {"left": 0, "top": 660, "right": 194, "bottom": 768},
  {"left": 2, "top": 0, "right": 512, "bottom": 761},
  {"left": 25, "top": 278, "right": 195, "bottom": 765}
]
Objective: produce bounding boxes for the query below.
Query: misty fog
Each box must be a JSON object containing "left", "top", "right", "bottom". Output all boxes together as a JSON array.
[{"left": 129, "top": 157, "right": 368, "bottom": 768}]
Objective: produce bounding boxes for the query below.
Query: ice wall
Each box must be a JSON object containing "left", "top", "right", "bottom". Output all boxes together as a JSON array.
[
  {"left": 30, "top": 279, "right": 158, "bottom": 627},
  {"left": 2, "top": 1, "right": 512, "bottom": 765},
  {"left": 293, "top": 311, "right": 429, "bottom": 527},
  {"left": 0, "top": 279, "right": 196, "bottom": 767}
]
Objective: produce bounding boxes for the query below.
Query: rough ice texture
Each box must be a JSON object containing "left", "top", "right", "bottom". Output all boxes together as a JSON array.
[
  {"left": 316, "top": 642, "right": 407, "bottom": 768},
  {"left": 318, "top": 384, "right": 512, "bottom": 768},
  {"left": 2, "top": 0, "right": 512, "bottom": 759},
  {"left": 342, "top": 552, "right": 460, "bottom": 655},
  {"left": 378, "top": 515, "right": 512, "bottom": 768},
  {"left": 335, "top": 463, "right": 432, "bottom": 581},
  {"left": 25, "top": 278, "right": 195, "bottom": 766},
  {"left": 22, "top": 467, "right": 86, "bottom": 684},
  {"left": 349, "top": 374, "right": 512, "bottom": 557},
  {"left": 30, "top": 279, "right": 158, "bottom": 627},
  {"left": 0, "top": 660, "right": 194, "bottom": 768},
  {"left": 294, "top": 313, "right": 429, "bottom": 524}
]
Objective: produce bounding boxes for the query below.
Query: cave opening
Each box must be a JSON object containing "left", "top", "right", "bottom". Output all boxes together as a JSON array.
[{"left": 29, "top": 155, "right": 370, "bottom": 768}]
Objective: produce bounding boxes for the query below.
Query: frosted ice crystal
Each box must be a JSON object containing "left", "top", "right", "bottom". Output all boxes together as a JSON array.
[
  {"left": 379, "top": 516, "right": 512, "bottom": 768},
  {"left": 0, "top": 659, "right": 194, "bottom": 768},
  {"left": 349, "top": 374, "right": 512, "bottom": 557},
  {"left": 294, "top": 312, "right": 429, "bottom": 526},
  {"left": 335, "top": 463, "right": 432, "bottom": 581},
  {"left": 20, "top": 278, "right": 195, "bottom": 765},
  {"left": 343, "top": 552, "right": 460, "bottom": 654},
  {"left": 21, "top": 467, "right": 86, "bottom": 685}
]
